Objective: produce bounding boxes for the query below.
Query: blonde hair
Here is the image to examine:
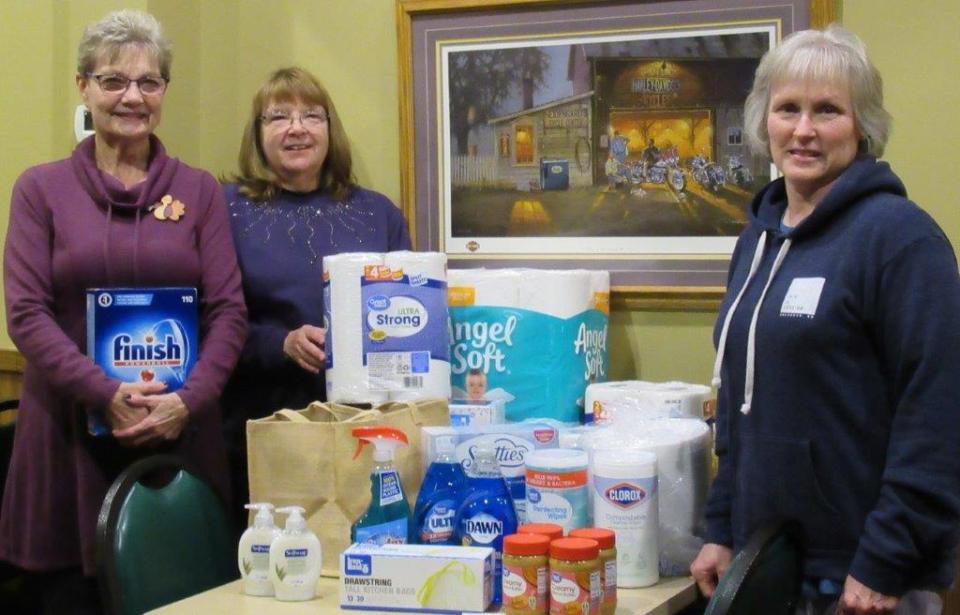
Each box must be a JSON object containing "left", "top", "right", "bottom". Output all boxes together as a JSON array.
[
  {"left": 743, "top": 24, "right": 891, "bottom": 157},
  {"left": 77, "top": 10, "right": 172, "bottom": 79},
  {"left": 231, "top": 67, "right": 354, "bottom": 201}
]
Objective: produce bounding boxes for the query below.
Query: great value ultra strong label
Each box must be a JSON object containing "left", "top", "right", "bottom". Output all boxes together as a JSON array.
[{"left": 86, "top": 287, "right": 198, "bottom": 436}]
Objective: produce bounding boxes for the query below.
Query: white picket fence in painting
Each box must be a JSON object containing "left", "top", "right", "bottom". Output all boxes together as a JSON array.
[{"left": 450, "top": 155, "right": 498, "bottom": 187}]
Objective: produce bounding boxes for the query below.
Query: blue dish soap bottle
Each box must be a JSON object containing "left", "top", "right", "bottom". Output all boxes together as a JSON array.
[
  {"left": 350, "top": 426, "right": 411, "bottom": 545},
  {"left": 414, "top": 435, "right": 467, "bottom": 544},
  {"left": 454, "top": 440, "right": 518, "bottom": 606}
]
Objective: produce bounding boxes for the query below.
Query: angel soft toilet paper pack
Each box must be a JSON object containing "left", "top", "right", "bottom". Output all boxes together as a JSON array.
[{"left": 448, "top": 269, "right": 609, "bottom": 424}]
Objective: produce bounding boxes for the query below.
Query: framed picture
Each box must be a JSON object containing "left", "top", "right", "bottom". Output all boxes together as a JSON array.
[{"left": 398, "top": 0, "right": 838, "bottom": 309}]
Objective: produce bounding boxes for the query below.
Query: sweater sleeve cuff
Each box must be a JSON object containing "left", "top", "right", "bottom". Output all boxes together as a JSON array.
[
  {"left": 705, "top": 516, "right": 733, "bottom": 548},
  {"left": 848, "top": 547, "right": 907, "bottom": 597},
  {"left": 87, "top": 378, "right": 121, "bottom": 414}
]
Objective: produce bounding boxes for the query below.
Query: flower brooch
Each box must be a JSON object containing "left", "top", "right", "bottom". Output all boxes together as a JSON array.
[{"left": 150, "top": 194, "right": 186, "bottom": 221}]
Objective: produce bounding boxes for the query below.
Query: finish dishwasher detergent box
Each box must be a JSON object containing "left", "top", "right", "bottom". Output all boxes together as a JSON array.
[{"left": 85, "top": 287, "right": 198, "bottom": 436}]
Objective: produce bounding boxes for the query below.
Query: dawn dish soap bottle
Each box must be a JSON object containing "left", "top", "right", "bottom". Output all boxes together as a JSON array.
[
  {"left": 268, "top": 506, "right": 322, "bottom": 601},
  {"left": 454, "top": 440, "right": 518, "bottom": 606},
  {"left": 238, "top": 502, "right": 281, "bottom": 596},
  {"left": 350, "top": 426, "right": 412, "bottom": 545},
  {"left": 414, "top": 435, "right": 468, "bottom": 545}
]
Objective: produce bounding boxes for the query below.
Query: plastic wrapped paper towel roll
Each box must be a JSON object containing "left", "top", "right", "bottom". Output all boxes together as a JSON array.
[
  {"left": 324, "top": 251, "right": 450, "bottom": 404},
  {"left": 583, "top": 418, "right": 711, "bottom": 576},
  {"left": 383, "top": 251, "right": 450, "bottom": 401},
  {"left": 324, "top": 253, "right": 388, "bottom": 404},
  {"left": 448, "top": 268, "right": 609, "bottom": 423},
  {"left": 585, "top": 380, "right": 712, "bottom": 424}
]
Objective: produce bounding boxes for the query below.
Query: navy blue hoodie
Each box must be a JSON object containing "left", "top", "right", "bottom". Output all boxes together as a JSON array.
[{"left": 705, "top": 156, "right": 960, "bottom": 596}]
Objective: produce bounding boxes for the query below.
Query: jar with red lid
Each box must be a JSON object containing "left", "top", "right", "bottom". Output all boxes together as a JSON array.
[
  {"left": 517, "top": 523, "right": 564, "bottom": 542},
  {"left": 570, "top": 528, "right": 617, "bottom": 614},
  {"left": 548, "top": 537, "right": 600, "bottom": 615},
  {"left": 503, "top": 533, "right": 550, "bottom": 614}
]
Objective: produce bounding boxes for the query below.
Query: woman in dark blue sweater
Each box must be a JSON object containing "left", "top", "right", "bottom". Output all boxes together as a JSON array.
[
  {"left": 691, "top": 26, "right": 960, "bottom": 614},
  {"left": 221, "top": 67, "right": 411, "bottom": 525}
]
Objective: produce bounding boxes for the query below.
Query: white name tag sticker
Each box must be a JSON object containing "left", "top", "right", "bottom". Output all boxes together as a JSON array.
[{"left": 780, "top": 277, "right": 825, "bottom": 318}]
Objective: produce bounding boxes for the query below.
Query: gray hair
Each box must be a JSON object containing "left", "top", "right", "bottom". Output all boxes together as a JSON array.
[
  {"left": 77, "top": 10, "right": 172, "bottom": 80},
  {"left": 743, "top": 24, "right": 891, "bottom": 157}
]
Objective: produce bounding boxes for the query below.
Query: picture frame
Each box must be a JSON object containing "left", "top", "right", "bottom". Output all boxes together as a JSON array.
[{"left": 397, "top": 0, "right": 838, "bottom": 310}]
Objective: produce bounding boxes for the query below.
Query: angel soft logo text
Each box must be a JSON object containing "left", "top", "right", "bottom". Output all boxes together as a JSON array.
[
  {"left": 574, "top": 323, "right": 607, "bottom": 380},
  {"left": 450, "top": 315, "right": 517, "bottom": 374}
]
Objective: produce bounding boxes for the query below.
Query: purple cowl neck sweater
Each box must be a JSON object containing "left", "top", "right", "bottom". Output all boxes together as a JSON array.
[{"left": 0, "top": 135, "right": 246, "bottom": 575}]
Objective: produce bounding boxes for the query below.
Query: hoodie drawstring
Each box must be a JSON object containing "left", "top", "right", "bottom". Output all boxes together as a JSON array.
[
  {"left": 739, "top": 238, "right": 792, "bottom": 414},
  {"left": 710, "top": 231, "right": 793, "bottom": 415},
  {"left": 712, "top": 231, "right": 768, "bottom": 389}
]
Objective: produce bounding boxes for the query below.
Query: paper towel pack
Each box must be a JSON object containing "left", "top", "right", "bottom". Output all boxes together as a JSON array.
[
  {"left": 585, "top": 380, "right": 712, "bottom": 424},
  {"left": 324, "top": 251, "right": 450, "bottom": 404}
]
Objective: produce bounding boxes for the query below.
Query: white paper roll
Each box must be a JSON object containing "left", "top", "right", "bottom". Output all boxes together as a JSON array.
[
  {"left": 586, "top": 380, "right": 711, "bottom": 423},
  {"left": 518, "top": 269, "right": 594, "bottom": 319},
  {"left": 583, "top": 419, "right": 711, "bottom": 577},
  {"left": 448, "top": 268, "right": 523, "bottom": 306},
  {"left": 383, "top": 251, "right": 450, "bottom": 401},
  {"left": 324, "top": 252, "right": 388, "bottom": 404}
]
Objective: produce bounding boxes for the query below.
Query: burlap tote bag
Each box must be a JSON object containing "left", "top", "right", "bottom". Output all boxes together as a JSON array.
[{"left": 247, "top": 399, "right": 448, "bottom": 576}]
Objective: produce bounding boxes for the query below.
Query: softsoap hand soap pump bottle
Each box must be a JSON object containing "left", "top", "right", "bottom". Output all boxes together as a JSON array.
[
  {"left": 238, "top": 502, "right": 281, "bottom": 596},
  {"left": 269, "top": 506, "right": 322, "bottom": 601}
]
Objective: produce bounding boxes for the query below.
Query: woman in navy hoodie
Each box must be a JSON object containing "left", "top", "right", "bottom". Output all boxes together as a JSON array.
[{"left": 691, "top": 25, "right": 960, "bottom": 614}]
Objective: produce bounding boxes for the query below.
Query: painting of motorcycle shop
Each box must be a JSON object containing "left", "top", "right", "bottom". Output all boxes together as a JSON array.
[{"left": 447, "top": 30, "right": 770, "bottom": 239}]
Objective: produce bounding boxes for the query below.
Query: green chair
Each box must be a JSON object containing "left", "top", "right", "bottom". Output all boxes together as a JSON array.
[
  {"left": 96, "top": 454, "right": 238, "bottom": 615},
  {"left": 704, "top": 520, "right": 803, "bottom": 615}
]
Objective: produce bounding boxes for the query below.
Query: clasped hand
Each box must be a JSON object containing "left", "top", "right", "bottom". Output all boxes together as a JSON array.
[
  {"left": 283, "top": 325, "right": 326, "bottom": 374},
  {"left": 106, "top": 381, "right": 189, "bottom": 447}
]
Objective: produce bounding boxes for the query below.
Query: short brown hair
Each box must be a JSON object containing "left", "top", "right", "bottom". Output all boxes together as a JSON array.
[{"left": 231, "top": 67, "right": 354, "bottom": 201}]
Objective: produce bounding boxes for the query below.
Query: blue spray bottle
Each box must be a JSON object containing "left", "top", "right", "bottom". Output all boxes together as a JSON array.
[
  {"left": 414, "top": 435, "right": 468, "bottom": 544},
  {"left": 350, "top": 426, "right": 411, "bottom": 545},
  {"left": 454, "top": 440, "right": 518, "bottom": 606}
]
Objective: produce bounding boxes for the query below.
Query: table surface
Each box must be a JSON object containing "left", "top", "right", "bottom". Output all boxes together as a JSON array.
[{"left": 147, "top": 576, "right": 697, "bottom": 615}]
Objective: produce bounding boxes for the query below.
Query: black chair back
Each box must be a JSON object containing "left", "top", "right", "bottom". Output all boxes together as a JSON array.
[{"left": 705, "top": 520, "right": 803, "bottom": 615}]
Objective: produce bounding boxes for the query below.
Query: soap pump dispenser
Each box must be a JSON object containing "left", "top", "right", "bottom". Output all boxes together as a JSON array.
[
  {"left": 238, "top": 502, "right": 281, "bottom": 596},
  {"left": 269, "top": 506, "right": 322, "bottom": 601}
]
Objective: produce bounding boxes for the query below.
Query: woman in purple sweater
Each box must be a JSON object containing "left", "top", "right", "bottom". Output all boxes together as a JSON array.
[
  {"left": 221, "top": 67, "right": 410, "bottom": 527},
  {"left": 0, "top": 11, "right": 246, "bottom": 612}
]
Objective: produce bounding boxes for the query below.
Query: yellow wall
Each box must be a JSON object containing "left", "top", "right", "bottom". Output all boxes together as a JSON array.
[{"left": 1, "top": 0, "right": 958, "bottom": 388}]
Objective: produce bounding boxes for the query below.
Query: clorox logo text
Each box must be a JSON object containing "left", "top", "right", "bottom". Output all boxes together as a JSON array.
[{"left": 604, "top": 482, "right": 647, "bottom": 510}]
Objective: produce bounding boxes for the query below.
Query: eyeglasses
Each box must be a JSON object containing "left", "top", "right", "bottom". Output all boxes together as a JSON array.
[
  {"left": 88, "top": 73, "right": 167, "bottom": 95},
  {"left": 260, "top": 108, "right": 329, "bottom": 130}
]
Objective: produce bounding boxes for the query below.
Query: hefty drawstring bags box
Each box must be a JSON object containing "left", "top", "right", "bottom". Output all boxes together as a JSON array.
[
  {"left": 422, "top": 423, "right": 558, "bottom": 521},
  {"left": 86, "top": 287, "right": 198, "bottom": 436},
  {"left": 447, "top": 269, "right": 609, "bottom": 424},
  {"left": 341, "top": 543, "right": 494, "bottom": 613}
]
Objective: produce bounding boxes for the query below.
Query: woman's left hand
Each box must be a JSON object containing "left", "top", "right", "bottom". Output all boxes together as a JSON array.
[
  {"left": 112, "top": 392, "right": 189, "bottom": 447},
  {"left": 836, "top": 575, "right": 899, "bottom": 614}
]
